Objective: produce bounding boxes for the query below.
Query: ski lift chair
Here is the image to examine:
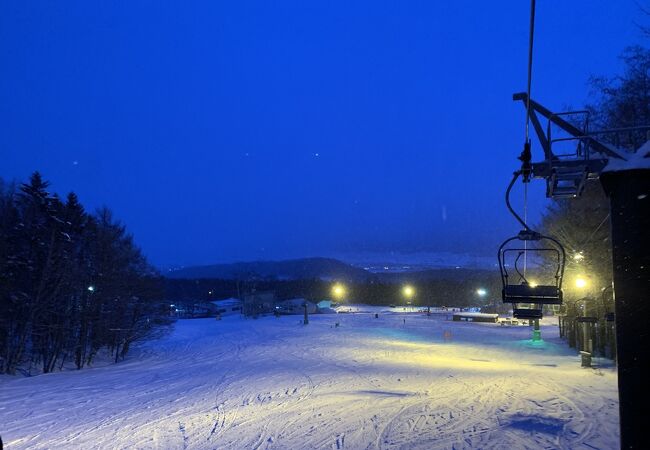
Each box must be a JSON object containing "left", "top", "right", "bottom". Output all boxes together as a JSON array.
[{"left": 498, "top": 230, "right": 566, "bottom": 320}]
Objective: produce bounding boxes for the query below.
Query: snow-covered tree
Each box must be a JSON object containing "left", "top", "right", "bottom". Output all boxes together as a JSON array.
[{"left": 0, "top": 173, "right": 168, "bottom": 375}]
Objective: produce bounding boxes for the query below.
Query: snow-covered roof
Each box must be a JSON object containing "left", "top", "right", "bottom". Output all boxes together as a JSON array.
[
  {"left": 603, "top": 141, "right": 650, "bottom": 172},
  {"left": 211, "top": 298, "right": 242, "bottom": 307},
  {"left": 452, "top": 312, "right": 499, "bottom": 319}
]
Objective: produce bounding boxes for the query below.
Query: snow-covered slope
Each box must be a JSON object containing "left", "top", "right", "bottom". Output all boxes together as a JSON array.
[{"left": 0, "top": 312, "right": 618, "bottom": 449}]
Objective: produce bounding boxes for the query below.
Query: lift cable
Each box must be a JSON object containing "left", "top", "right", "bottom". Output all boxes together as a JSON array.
[
  {"left": 522, "top": 0, "right": 537, "bottom": 275},
  {"left": 574, "top": 213, "right": 611, "bottom": 255},
  {"left": 517, "top": 0, "right": 537, "bottom": 186},
  {"left": 508, "top": 0, "right": 538, "bottom": 233},
  {"left": 585, "top": 213, "right": 610, "bottom": 243},
  {"left": 524, "top": 0, "right": 536, "bottom": 145}
]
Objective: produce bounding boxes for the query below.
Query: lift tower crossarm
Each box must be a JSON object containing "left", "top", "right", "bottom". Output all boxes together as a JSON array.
[{"left": 513, "top": 92, "right": 626, "bottom": 161}]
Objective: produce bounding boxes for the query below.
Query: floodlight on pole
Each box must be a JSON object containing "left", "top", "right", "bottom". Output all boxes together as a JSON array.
[
  {"left": 402, "top": 285, "right": 415, "bottom": 300},
  {"left": 575, "top": 277, "right": 588, "bottom": 289},
  {"left": 332, "top": 283, "right": 346, "bottom": 300},
  {"left": 87, "top": 285, "right": 95, "bottom": 292}
]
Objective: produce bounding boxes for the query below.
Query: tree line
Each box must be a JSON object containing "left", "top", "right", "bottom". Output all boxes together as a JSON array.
[
  {"left": 165, "top": 274, "right": 502, "bottom": 310},
  {"left": 539, "top": 45, "right": 649, "bottom": 341},
  {"left": 0, "top": 173, "right": 168, "bottom": 375}
]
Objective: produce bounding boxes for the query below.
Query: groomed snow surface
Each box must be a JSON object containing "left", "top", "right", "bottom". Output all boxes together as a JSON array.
[{"left": 1, "top": 308, "right": 618, "bottom": 449}]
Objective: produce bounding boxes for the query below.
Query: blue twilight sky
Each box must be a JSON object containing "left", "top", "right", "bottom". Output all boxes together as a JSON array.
[{"left": 0, "top": 1, "right": 646, "bottom": 267}]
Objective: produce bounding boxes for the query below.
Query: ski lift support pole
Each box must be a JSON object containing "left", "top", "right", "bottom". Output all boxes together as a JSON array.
[{"left": 600, "top": 162, "right": 650, "bottom": 450}]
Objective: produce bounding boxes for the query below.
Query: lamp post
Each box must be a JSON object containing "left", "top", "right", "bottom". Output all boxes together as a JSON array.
[
  {"left": 303, "top": 300, "right": 309, "bottom": 325},
  {"left": 573, "top": 276, "right": 592, "bottom": 354},
  {"left": 332, "top": 283, "right": 346, "bottom": 303},
  {"left": 601, "top": 285, "right": 616, "bottom": 360},
  {"left": 331, "top": 282, "right": 347, "bottom": 316},
  {"left": 476, "top": 288, "right": 487, "bottom": 314},
  {"left": 574, "top": 276, "right": 589, "bottom": 315},
  {"left": 402, "top": 285, "right": 415, "bottom": 311}
]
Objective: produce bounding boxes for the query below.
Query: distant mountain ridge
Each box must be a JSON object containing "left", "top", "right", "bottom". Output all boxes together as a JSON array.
[
  {"left": 166, "top": 257, "right": 496, "bottom": 282},
  {"left": 166, "top": 257, "right": 373, "bottom": 281}
]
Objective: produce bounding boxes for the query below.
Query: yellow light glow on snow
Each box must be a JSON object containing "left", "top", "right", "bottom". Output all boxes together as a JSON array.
[{"left": 370, "top": 339, "right": 524, "bottom": 374}]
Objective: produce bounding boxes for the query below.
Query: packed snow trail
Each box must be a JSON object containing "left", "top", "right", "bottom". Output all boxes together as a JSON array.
[{"left": 0, "top": 311, "right": 618, "bottom": 449}]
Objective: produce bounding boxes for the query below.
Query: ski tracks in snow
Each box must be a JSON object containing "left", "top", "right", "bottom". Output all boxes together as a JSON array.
[{"left": 0, "top": 314, "right": 618, "bottom": 449}]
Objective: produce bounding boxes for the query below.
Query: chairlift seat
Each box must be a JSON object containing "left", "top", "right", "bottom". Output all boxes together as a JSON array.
[
  {"left": 498, "top": 230, "right": 566, "bottom": 321},
  {"left": 502, "top": 284, "right": 562, "bottom": 305},
  {"left": 512, "top": 308, "right": 543, "bottom": 320}
]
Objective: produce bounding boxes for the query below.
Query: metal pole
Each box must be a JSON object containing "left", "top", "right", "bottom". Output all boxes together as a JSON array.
[
  {"left": 532, "top": 318, "right": 541, "bottom": 341},
  {"left": 600, "top": 167, "right": 650, "bottom": 450},
  {"left": 581, "top": 322, "right": 590, "bottom": 352},
  {"left": 303, "top": 302, "right": 309, "bottom": 325}
]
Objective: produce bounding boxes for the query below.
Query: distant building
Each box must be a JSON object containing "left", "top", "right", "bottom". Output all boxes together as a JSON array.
[
  {"left": 275, "top": 298, "right": 318, "bottom": 315},
  {"left": 317, "top": 300, "right": 332, "bottom": 309},
  {"left": 211, "top": 298, "right": 243, "bottom": 316},
  {"left": 316, "top": 300, "right": 337, "bottom": 314},
  {"left": 452, "top": 312, "right": 499, "bottom": 323},
  {"left": 242, "top": 291, "right": 276, "bottom": 317},
  {"left": 172, "top": 301, "right": 220, "bottom": 318}
]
